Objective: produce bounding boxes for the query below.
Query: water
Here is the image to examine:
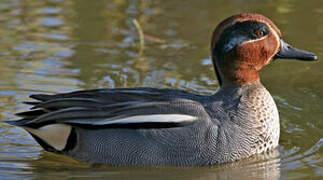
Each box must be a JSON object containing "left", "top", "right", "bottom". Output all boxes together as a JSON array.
[{"left": 0, "top": 0, "right": 322, "bottom": 179}]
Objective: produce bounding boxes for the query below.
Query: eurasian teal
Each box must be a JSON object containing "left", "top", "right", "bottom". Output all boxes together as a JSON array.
[{"left": 6, "top": 13, "right": 317, "bottom": 166}]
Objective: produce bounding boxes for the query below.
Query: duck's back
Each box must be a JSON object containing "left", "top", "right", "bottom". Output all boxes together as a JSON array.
[
  {"left": 8, "top": 88, "right": 218, "bottom": 166},
  {"left": 7, "top": 82, "right": 281, "bottom": 166}
]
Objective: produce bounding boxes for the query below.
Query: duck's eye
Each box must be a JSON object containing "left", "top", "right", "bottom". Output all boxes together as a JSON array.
[
  {"left": 257, "top": 30, "right": 264, "bottom": 37},
  {"left": 253, "top": 29, "right": 266, "bottom": 38}
]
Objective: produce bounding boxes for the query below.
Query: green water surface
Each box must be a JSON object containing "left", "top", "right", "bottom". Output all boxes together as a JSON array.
[{"left": 0, "top": 0, "right": 322, "bottom": 179}]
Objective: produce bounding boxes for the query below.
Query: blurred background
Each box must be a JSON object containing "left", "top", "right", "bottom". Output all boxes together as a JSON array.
[{"left": 0, "top": 0, "right": 322, "bottom": 179}]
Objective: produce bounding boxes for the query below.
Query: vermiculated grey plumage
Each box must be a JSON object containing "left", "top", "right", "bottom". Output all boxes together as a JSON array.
[{"left": 6, "top": 83, "right": 279, "bottom": 166}]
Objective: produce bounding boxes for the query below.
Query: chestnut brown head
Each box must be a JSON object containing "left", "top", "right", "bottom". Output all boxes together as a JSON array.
[{"left": 211, "top": 13, "right": 317, "bottom": 86}]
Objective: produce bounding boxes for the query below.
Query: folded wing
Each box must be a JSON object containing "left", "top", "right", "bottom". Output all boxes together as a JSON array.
[{"left": 7, "top": 88, "right": 209, "bottom": 129}]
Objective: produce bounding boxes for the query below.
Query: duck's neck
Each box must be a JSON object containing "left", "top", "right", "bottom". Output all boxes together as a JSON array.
[
  {"left": 214, "top": 79, "right": 260, "bottom": 101},
  {"left": 219, "top": 75, "right": 261, "bottom": 92},
  {"left": 222, "top": 65, "right": 260, "bottom": 86},
  {"left": 213, "top": 59, "right": 261, "bottom": 87}
]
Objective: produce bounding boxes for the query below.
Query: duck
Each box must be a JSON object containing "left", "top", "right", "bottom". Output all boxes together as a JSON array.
[{"left": 5, "top": 13, "right": 317, "bottom": 166}]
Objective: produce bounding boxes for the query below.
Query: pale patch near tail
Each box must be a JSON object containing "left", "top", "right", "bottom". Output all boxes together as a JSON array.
[{"left": 24, "top": 124, "right": 72, "bottom": 151}]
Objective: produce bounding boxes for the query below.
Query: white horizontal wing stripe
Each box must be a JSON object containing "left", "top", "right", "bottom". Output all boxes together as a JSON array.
[{"left": 93, "top": 114, "right": 198, "bottom": 125}]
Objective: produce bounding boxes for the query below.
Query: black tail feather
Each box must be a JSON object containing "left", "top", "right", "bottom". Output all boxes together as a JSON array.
[
  {"left": 30, "top": 94, "right": 53, "bottom": 101},
  {"left": 31, "top": 98, "right": 104, "bottom": 110},
  {"left": 3, "top": 119, "right": 31, "bottom": 126},
  {"left": 23, "top": 101, "right": 40, "bottom": 105},
  {"left": 15, "top": 110, "right": 47, "bottom": 118}
]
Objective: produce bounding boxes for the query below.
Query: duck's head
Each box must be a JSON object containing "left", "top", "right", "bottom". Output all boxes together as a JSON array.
[{"left": 211, "top": 13, "right": 317, "bottom": 86}]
